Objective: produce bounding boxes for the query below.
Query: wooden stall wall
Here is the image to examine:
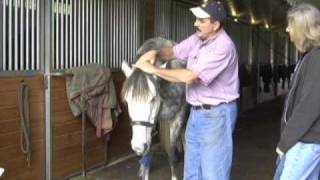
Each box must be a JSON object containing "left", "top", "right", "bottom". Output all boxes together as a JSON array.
[
  {"left": 0, "top": 72, "right": 135, "bottom": 179},
  {"left": 0, "top": 75, "right": 45, "bottom": 180},
  {"left": 52, "top": 77, "right": 108, "bottom": 179},
  {"left": 51, "top": 71, "right": 133, "bottom": 179},
  {"left": 107, "top": 71, "right": 132, "bottom": 162}
]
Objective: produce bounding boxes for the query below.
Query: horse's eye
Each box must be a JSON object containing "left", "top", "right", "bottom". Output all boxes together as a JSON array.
[{"left": 150, "top": 96, "right": 157, "bottom": 103}]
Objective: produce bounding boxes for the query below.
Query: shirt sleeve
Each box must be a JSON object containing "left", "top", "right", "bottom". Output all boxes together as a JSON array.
[
  {"left": 192, "top": 44, "right": 235, "bottom": 86},
  {"left": 173, "top": 34, "right": 197, "bottom": 64}
]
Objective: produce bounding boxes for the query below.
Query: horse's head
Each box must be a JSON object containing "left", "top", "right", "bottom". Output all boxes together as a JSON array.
[
  {"left": 120, "top": 37, "right": 174, "bottom": 155},
  {"left": 121, "top": 62, "right": 161, "bottom": 155},
  {"left": 121, "top": 37, "right": 175, "bottom": 155}
]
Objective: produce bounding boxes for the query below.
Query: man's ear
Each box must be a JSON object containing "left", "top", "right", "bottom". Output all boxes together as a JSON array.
[
  {"left": 213, "top": 21, "right": 221, "bottom": 31},
  {"left": 121, "top": 61, "right": 133, "bottom": 78}
]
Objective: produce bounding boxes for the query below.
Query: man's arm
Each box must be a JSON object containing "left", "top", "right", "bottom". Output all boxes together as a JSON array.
[
  {"left": 153, "top": 68, "right": 197, "bottom": 84},
  {"left": 134, "top": 60, "right": 197, "bottom": 83},
  {"left": 135, "top": 46, "right": 198, "bottom": 83}
]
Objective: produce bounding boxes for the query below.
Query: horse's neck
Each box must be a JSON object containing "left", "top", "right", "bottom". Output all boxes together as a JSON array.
[{"left": 148, "top": 60, "right": 186, "bottom": 109}]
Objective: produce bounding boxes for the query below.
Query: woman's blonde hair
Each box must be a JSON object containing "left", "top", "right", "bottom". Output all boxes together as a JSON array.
[{"left": 287, "top": 3, "right": 320, "bottom": 52}]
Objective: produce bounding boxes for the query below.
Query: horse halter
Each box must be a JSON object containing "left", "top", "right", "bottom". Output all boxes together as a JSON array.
[
  {"left": 130, "top": 103, "right": 156, "bottom": 128},
  {"left": 130, "top": 97, "right": 159, "bottom": 128},
  {"left": 130, "top": 119, "right": 158, "bottom": 138},
  {"left": 130, "top": 120, "right": 155, "bottom": 128}
]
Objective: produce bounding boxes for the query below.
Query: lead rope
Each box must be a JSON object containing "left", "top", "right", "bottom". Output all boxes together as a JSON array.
[{"left": 18, "top": 81, "right": 32, "bottom": 167}]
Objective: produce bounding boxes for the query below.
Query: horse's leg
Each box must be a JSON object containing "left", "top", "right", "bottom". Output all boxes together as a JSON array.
[
  {"left": 168, "top": 106, "right": 188, "bottom": 180},
  {"left": 138, "top": 153, "right": 152, "bottom": 180},
  {"left": 139, "top": 165, "right": 149, "bottom": 180},
  {"left": 180, "top": 127, "right": 186, "bottom": 154},
  {"left": 167, "top": 146, "right": 178, "bottom": 180}
]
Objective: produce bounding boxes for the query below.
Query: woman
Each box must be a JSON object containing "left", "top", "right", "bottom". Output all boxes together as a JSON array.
[{"left": 274, "top": 3, "right": 320, "bottom": 180}]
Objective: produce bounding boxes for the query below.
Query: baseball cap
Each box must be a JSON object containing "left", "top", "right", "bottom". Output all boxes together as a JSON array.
[{"left": 190, "top": 1, "right": 227, "bottom": 21}]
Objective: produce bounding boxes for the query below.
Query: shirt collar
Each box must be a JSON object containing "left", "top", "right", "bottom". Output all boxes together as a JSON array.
[{"left": 198, "top": 28, "right": 224, "bottom": 45}]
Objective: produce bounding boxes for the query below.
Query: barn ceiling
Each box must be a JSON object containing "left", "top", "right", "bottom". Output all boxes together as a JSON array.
[
  {"left": 192, "top": 0, "right": 320, "bottom": 31},
  {"left": 225, "top": 0, "right": 289, "bottom": 29},
  {"left": 286, "top": 0, "right": 320, "bottom": 7}
]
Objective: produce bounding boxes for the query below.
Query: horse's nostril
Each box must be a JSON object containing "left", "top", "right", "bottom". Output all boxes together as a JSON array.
[{"left": 132, "top": 144, "right": 146, "bottom": 155}]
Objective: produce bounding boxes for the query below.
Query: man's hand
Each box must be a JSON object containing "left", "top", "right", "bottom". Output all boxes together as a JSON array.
[
  {"left": 134, "top": 61, "right": 157, "bottom": 74},
  {"left": 134, "top": 50, "right": 158, "bottom": 74},
  {"left": 276, "top": 147, "right": 284, "bottom": 158},
  {"left": 137, "top": 50, "right": 158, "bottom": 64}
]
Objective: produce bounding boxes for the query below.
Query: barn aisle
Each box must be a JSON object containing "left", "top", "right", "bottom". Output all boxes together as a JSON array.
[{"left": 72, "top": 97, "right": 283, "bottom": 180}]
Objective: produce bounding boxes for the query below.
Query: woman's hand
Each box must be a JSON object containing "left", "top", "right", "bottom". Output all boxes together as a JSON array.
[{"left": 276, "top": 147, "right": 284, "bottom": 158}]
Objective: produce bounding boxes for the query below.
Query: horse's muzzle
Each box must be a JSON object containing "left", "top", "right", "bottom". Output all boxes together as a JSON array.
[{"left": 133, "top": 143, "right": 149, "bottom": 156}]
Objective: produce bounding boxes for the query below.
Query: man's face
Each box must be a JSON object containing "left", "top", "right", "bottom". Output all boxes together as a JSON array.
[{"left": 194, "top": 18, "right": 218, "bottom": 40}]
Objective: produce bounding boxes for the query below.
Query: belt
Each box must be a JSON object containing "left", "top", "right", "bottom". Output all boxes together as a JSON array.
[
  {"left": 191, "top": 101, "right": 236, "bottom": 110},
  {"left": 191, "top": 104, "right": 212, "bottom": 110}
]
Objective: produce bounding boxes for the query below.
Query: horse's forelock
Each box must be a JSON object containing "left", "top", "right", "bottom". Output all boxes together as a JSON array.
[
  {"left": 122, "top": 37, "right": 172, "bottom": 101},
  {"left": 121, "top": 69, "right": 157, "bottom": 102}
]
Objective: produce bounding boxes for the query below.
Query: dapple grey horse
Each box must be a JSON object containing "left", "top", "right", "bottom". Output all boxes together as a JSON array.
[{"left": 121, "top": 37, "right": 189, "bottom": 180}]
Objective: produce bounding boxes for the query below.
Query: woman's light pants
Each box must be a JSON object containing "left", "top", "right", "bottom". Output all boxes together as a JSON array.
[{"left": 274, "top": 142, "right": 320, "bottom": 180}]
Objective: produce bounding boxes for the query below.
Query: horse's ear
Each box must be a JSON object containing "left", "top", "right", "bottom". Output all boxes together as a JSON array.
[{"left": 121, "top": 61, "right": 133, "bottom": 78}]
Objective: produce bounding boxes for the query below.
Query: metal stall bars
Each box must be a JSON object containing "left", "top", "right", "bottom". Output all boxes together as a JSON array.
[
  {"left": 171, "top": 1, "right": 195, "bottom": 42},
  {"left": 105, "top": 0, "right": 143, "bottom": 68},
  {"left": 154, "top": 0, "right": 196, "bottom": 42},
  {"left": 226, "top": 20, "right": 251, "bottom": 65},
  {"left": 1, "top": 0, "right": 145, "bottom": 72},
  {"left": 53, "top": 0, "right": 143, "bottom": 70},
  {"left": 1, "top": 0, "right": 41, "bottom": 72},
  {"left": 154, "top": 0, "right": 172, "bottom": 39},
  {"left": 53, "top": 0, "right": 105, "bottom": 71}
]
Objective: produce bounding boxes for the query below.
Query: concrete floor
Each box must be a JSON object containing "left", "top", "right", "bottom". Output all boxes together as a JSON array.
[{"left": 74, "top": 98, "right": 283, "bottom": 180}]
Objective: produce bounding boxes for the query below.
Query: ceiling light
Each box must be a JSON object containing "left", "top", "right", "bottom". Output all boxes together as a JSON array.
[{"left": 265, "top": 24, "right": 270, "bottom": 29}]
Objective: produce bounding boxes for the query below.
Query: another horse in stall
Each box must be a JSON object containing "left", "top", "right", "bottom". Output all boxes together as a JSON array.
[{"left": 121, "top": 37, "right": 189, "bottom": 180}]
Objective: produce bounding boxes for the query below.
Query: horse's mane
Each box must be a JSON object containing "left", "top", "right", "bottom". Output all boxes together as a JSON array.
[{"left": 121, "top": 37, "right": 173, "bottom": 102}]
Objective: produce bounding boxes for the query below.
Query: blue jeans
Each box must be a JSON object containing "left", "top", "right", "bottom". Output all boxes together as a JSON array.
[
  {"left": 184, "top": 102, "right": 237, "bottom": 180},
  {"left": 274, "top": 142, "right": 320, "bottom": 180}
]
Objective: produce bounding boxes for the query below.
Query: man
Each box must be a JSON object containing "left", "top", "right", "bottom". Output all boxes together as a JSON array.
[{"left": 135, "top": 1, "right": 239, "bottom": 179}]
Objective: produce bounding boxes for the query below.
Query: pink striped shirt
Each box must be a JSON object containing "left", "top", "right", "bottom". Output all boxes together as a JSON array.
[{"left": 173, "top": 29, "right": 239, "bottom": 106}]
